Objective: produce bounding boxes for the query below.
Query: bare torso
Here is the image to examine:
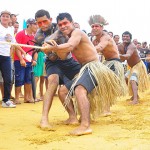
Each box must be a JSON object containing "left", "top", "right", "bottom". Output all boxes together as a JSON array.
[
  {"left": 118, "top": 43, "right": 141, "bottom": 67},
  {"left": 71, "top": 30, "right": 99, "bottom": 65},
  {"left": 93, "top": 32, "right": 119, "bottom": 60}
]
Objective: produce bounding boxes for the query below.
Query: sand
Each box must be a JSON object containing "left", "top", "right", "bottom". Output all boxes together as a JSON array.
[{"left": 1, "top": 94, "right": 150, "bottom": 150}]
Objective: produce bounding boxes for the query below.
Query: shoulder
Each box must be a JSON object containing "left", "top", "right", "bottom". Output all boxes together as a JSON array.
[
  {"left": 128, "top": 42, "right": 136, "bottom": 50},
  {"left": 35, "top": 29, "right": 42, "bottom": 37},
  {"left": 71, "top": 28, "right": 82, "bottom": 37},
  {"left": 102, "top": 32, "right": 110, "bottom": 41},
  {"left": 16, "top": 30, "right": 24, "bottom": 38},
  {"left": 117, "top": 43, "right": 124, "bottom": 49}
]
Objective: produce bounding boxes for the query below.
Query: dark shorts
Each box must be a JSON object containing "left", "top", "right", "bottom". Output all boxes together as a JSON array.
[
  {"left": 65, "top": 68, "right": 98, "bottom": 93},
  {"left": 14, "top": 60, "right": 32, "bottom": 87},
  {"left": 46, "top": 58, "right": 81, "bottom": 84}
]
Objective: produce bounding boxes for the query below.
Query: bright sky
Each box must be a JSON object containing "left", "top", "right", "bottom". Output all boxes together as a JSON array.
[{"left": 1, "top": 0, "right": 150, "bottom": 43}]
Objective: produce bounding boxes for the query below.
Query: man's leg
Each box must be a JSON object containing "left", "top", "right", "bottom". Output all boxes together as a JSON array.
[
  {"left": 70, "top": 85, "right": 92, "bottom": 136},
  {"left": 1, "top": 57, "right": 11, "bottom": 102},
  {"left": 24, "top": 83, "right": 33, "bottom": 102},
  {"left": 39, "top": 76, "right": 45, "bottom": 100},
  {"left": 130, "top": 80, "right": 138, "bottom": 104},
  {"left": 40, "top": 74, "right": 59, "bottom": 130},
  {"left": 14, "top": 61, "right": 24, "bottom": 104},
  {"left": 58, "top": 85, "right": 79, "bottom": 125},
  {"left": 15, "top": 86, "right": 22, "bottom": 104}
]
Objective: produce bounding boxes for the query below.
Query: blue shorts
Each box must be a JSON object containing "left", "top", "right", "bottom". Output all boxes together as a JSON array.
[
  {"left": 14, "top": 60, "right": 32, "bottom": 87},
  {"left": 46, "top": 58, "right": 81, "bottom": 85}
]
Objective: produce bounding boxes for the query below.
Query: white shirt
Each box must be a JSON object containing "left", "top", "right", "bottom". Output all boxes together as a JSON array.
[{"left": 0, "top": 24, "right": 16, "bottom": 56}]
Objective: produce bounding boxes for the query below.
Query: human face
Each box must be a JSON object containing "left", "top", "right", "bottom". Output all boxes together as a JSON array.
[
  {"left": 108, "top": 32, "right": 113, "bottom": 38},
  {"left": 11, "top": 15, "right": 17, "bottom": 24},
  {"left": 36, "top": 16, "right": 52, "bottom": 31},
  {"left": 0, "top": 13, "right": 11, "bottom": 27},
  {"left": 114, "top": 35, "right": 120, "bottom": 44},
  {"left": 133, "top": 39, "right": 138, "bottom": 45},
  {"left": 136, "top": 43, "right": 141, "bottom": 49},
  {"left": 91, "top": 24, "right": 103, "bottom": 36},
  {"left": 30, "top": 23, "right": 38, "bottom": 34},
  {"left": 122, "top": 34, "right": 131, "bottom": 44},
  {"left": 74, "top": 22, "right": 80, "bottom": 29},
  {"left": 13, "top": 23, "right": 19, "bottom": 34},
  {"left": 57, "top": 18, "right": 73, "bottom": 36}
]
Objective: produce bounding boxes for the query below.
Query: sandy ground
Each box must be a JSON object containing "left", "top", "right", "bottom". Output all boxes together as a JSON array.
[{"left": 1, "top": 91, "right": 150, "bottom": 150}]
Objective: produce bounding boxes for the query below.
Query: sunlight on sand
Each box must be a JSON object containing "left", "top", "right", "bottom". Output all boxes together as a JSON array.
[{"left": 0, "top": 93, "right": 150, "bottom": 149}]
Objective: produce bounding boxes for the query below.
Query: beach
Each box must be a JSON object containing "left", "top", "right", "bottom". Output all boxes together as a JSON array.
[{"left": 0, "top": 94, "right": 150, "bottom": 150}]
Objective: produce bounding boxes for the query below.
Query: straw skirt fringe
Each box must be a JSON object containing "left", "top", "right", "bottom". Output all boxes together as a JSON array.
[
  {"left": 103, "top": 60, "right": 128, "bottom": 96},
  {"left": 128, "top": 60, "right": 150, "bottom": 96},
  {"left": 65, "top": 61, "right": 125, "bottom": 119}
]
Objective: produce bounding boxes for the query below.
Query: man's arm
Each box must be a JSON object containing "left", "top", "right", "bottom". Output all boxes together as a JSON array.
[
  {"left": 95, "top": 36, "right": 109, "bottom": 53},
  {"left": 42, "top": 29, "right": 81, "bottom": 55},
  {"left": 14, "top": 45, "right": 26, "bottom": 56},
  {"left": 119, "top": 46, "right": 135, "bottom": 61},
  {"left": 15, "top": 49, "right": 26, "bottom": 67}
]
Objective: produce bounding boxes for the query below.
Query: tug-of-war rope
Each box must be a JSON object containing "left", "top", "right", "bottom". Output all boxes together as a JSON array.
[{"left": 0, "top": 41, "right": 149, "bottom": 60}]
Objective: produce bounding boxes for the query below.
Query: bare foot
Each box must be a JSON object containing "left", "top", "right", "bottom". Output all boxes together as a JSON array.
[
  {"left": 39, "top": 97, "right": 43, "bottom": 101},
  {"left": 40, "top": 121, "right": 56, "bottom": 131},
  {"left": 35, "top": 98, "right": 40, "bottom": 102},
  {"left": 127, "top": 96, "right": 139, "bottom": 101},
  {"left": 14, "top": 100, "right": 21, "bottom": 104},
  {"left": 69, "top": 126, "right": 92, "bottom": 136},
  {"left": 64, "top": 118, "right": 79, "bottom": 125},
  {"left": 101, "top": 112, "right": 111, "bottom": 117},
  {"left": 19, "top": 93, "right": 24, "bottom": 98},
  {"left": 129, "top": 100, "right": 139, "bottom": 105},
  {"left": 24, "top": 100, "right": 34, "bottom": 103}
]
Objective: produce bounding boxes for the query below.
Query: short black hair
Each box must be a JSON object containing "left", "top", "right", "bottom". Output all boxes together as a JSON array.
[
  {"left": 122, "top": 31, "right": 132, "bottom": 39},
  {"left": 35, "top": 9, "right": 50, "bottom": 20},
  {"left": 113, "top": 35, "right": 119, "bottom": 38},
  {"left": 56, "top": 13, "right": 73, "bottom": 23}
]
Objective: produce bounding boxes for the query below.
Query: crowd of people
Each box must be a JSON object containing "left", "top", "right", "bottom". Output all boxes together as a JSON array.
[{"left": 0, "top": 9, "right": 150, "bottom": 136}]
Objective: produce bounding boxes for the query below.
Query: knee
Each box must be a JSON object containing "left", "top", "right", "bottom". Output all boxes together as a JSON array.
[
  {"left": 130, "top": 80, "right": 138, "bottom": 86},
  {"left": 74, "top": 85, "right": 87, "bottom": 96},
  {"left": 58, "top": 85, "right": 68, "bottom": 96},
  {"left": 48, "top": 74, "right": 59, "bottom": 85}
]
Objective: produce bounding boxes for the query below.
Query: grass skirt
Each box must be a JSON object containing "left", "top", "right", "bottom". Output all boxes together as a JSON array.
[
  {"left": 64, "top": 60, "right": 126, "bottom": 119},
  {"left": 128, "top": 60, "right": 150, "bottom": 96},
  {"left": 103, "top": 59, "right": 128, "bottom": 97}
]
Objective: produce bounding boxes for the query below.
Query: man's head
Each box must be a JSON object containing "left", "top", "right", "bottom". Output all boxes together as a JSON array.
[
  {"left": 26, "top": 18, "right": 38, "bottom": 34},
  {"left": 56, "top": 13, "right": 74, "bottom": 36},
  {"left": 108, "top": 31, "right": 113, "bottom": 38},
  {"left": 26, "top": 18, "right": 36, "bottom": 26},
  {"left": 142, "top": 41, "right": 148, "bottom": 48},
  {"left": 0, "top": 10, "right": 11, "bottom": 25},
  {"left": 122, "top": 31, "right": 132, "bottom": 44},
  {"left": 0, "top": 10, "right": 11, "bottom": 16},
  {"left": 73, "top": 22, "right": 80, "bottom": 29},
  {"left": 13, "top": 21, "right": 19, "bottom": 34},
  {"left": 113, "top": 35, "right": 120, "bottom": 44},
  {"left": 35, "top": 9, "right": 52, "bottom": 31},
  {"left": 89, "top": 15, "right": 108, "bottom": 36},
  {"left": 133, "top": 39, "right": 138, "bottom": 45},
  {"left": 10, "top": 13, "right": 18, "bottom": 24},
  {"left": 136, "top": 42, "right": 141, "bottom": 49}
]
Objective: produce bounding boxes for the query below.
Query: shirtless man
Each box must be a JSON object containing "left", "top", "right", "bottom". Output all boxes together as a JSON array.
[
  {"left": 118, "top": 31, "right": 149, "bottom": 104},
  {"left": 35, "top": 9, "right": 81, "bottom": 130},
  {"left": 89, "top": 15, "right": 127, "bottom": 115},
  {"left": 42, "top": 12, "right": 124, "bottom": 136}
]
